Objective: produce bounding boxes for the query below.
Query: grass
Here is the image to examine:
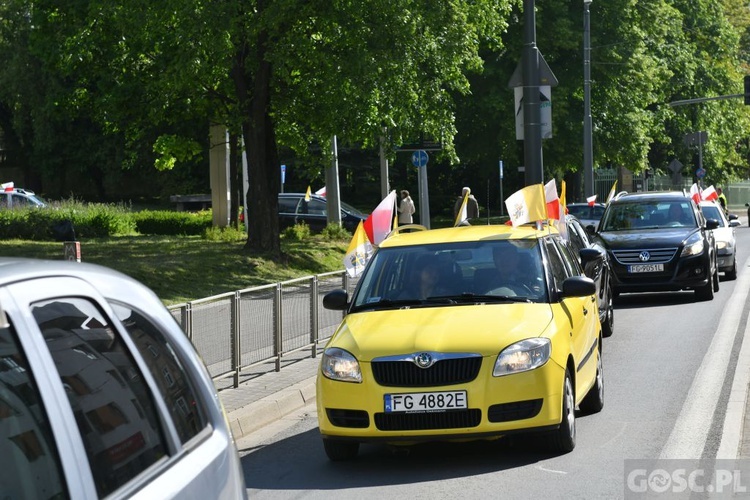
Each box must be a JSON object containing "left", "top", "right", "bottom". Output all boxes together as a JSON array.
[{"left": 0, "top": 233, "right": 350, "bottom": 306}]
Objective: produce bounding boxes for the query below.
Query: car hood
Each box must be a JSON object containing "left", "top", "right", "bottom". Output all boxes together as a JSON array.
[
  {"left": 329, "top": 304, "right": 554, "bottom": 361},
  {"left": 711, "top": 226, "right": 734, "bottom": 244},
  {"left": 598, "top": 228, "right": 697, "bottom": 249}
]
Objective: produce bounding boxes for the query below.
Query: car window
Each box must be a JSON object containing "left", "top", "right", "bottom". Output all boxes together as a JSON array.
[
  {"left": 591, "top": 206, "right": 605, "bottom": 218},
  {"left": 566, "top": 221, "right": 587, "bottom": 258},
  {"left": 30, "top": 297, "right": 168, "bottom": 498},
  {"left": 304, "top": 199, "right": 327, "bottom": 216},
  {"left": 12, "top": 194, "right": 31, "bottom": 208},
  {"left": 0, "top": 193, "right": 8, "bottom": 209},
  {"left": 566, "top": 205, "right": 588, "bottom": 218},
  {"left": 109, "top": 302, "right": 208, "bottom": 444},
  {"left": 557, "top": 239, "right": 584, "bottom": 277},
  {"left": 544, "top": 241, "right": 570, "bottom": 291},
  {"left": 278, "top": 197, "right": 299, "bottom": 214},
  {"left": 0, "top": 319, "right": 68, "bottom": 499}
]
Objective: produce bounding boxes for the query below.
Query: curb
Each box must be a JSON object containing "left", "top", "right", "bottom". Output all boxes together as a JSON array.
[{"left": 226, "top": 376, "right": 317, "bottom": 440}]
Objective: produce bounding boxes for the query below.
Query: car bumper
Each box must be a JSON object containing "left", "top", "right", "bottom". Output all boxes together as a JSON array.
[
  {"left": 609, "top": 252, "right": 711, "bottom": 293},
  {"left": 316, "top": 358, "right": 566, "bottom": 443},
  {"left": 716, "top": 249, "right": 735, "bottom": 271}
]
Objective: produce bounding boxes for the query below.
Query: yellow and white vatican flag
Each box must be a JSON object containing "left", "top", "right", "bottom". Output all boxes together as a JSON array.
[
  {"left": 504, "top": 184, "right": 547, "bottom": 227},
  {"left": 304, "top": 185, "right": 312, "bottom": 202},
  {"left": 344, "top": 221, "right": 373, "bottom": 278},
  {"left": 453, "top": 188, "right": 471, "bottom": 226},
  {"left": 606, "top": 181, "right": 617, "bottom": 204}
]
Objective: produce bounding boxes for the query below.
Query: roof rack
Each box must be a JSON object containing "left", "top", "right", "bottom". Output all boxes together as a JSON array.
[
  {"left": 385, "top": 224, "right": 428, "bottom": 239},
  {"left": 612, "top": 191, "right": 629, "bottom": 201}
]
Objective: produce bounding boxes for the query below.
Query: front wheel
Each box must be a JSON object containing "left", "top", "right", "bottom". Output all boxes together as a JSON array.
[
  {"left": 548, "top": 370, "right": 576, "bottom": 453},
  {"left": 726, "top": 258, "right": 738, "bottom": 281},
  {"left": 601, "top": 287, "right": 614, "bottom": 338},
  {"left": 579, "top": 349, "right": 604, "bottom": 414}
]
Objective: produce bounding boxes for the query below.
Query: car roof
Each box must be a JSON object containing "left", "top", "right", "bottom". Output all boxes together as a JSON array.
[
  {"left": 567, "top": 202, "right": 605, "bottom": 207},
  {"left": 378, "top": 224, "right": 556, "bottom": 249},
  {"left": 609, "top": 191, "right": 691, "bottom": 203},
  {"left": 0, "top": 258, "right": 161, "bottom": 313}
]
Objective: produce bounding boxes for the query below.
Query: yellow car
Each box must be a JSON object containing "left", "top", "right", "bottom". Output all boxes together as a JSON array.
[{"left": 317, "top": 224, "right": 604, "bottom": 460}]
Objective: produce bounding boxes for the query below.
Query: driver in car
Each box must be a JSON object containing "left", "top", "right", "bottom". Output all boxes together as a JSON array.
[{"left": 477, "top": 243, "right": 543, "bottom": 296}]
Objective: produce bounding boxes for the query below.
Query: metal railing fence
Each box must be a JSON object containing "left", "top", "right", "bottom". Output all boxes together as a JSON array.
[{"left": 168, "top": 271, "right": 357, "bottom": 388}]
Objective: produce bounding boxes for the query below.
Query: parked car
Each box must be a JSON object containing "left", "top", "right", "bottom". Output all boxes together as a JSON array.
[
  {"left": 318, "top": 223, "right": 604, "bottom": 460},
  {"left": 593, "top": 191, "right": 719, "bottom": 300},
  {"left": 566, "top": 202, "right": 606, "bottom": 230},
  {"left": 700, "top": 200, "right": 739, "bottom": 280},
  {"left": 0, "top": 187, "right": 46, "bottom": 209},
  {"left": 0, "top": 258, "right": 246, "bottom": 499},
  {"left": 278, "top": 193, "right": 367, "bottom": 233},
  {"left": 565, "top": 215, "right": 614, "bottom": 337}
]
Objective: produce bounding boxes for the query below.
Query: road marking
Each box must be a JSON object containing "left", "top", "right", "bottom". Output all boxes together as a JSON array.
[{"left": 660, "top": 254, "right": 750, "bottom": 459}]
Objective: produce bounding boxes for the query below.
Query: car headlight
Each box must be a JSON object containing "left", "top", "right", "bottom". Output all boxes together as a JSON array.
[
  {"left": 493, "top": 338, "right": 551, "bottom": 377},
  {"left": 321, "top": 347, "right": 362, "bottom": 383},
  {"left": 716, "top": 240, "right": 733, "bottom": 252},
  {"left": 680, "top": 232, "right": 704, "bottom": 257}
]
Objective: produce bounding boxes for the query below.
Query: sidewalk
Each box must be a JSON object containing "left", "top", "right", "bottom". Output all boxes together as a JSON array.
[
  {"left": 217, "top": 351, "right": 320, "bottom": 440},
  {"left": 218, "top": 209, "right": 750, "bottom": 456}
]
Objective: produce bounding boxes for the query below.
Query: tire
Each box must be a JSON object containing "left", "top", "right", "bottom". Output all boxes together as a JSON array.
[
  {"left": 712, "top": 265, "right": 720, "bottom": 292},
  {"left": 601, "top": 286, "right": 614, "bottom": 338},
  {"left": 323, "top": 439, "right": 360, "bottom": 461},
  {"left": 726, "top": 258, "right": 738, "bottom": 281},
  {"left": 549, "top": 370, "right": 576, "bottom": 453},
  {"left": 579, "top": 349, "right": 604, "bottom": 414}
]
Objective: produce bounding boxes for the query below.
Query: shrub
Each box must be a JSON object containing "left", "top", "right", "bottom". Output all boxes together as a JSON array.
[
  {"left": 320, "top": 223, "right": 352, "bottom": 241},
  {"left": 133, "top": 210, "right": 212, "bottom": 235},
  {"left": 282, "top": 223, "right": 311, "bottom": 241},
  {"left": 203, "top": 225, "right": 246, "bottom": 242}
]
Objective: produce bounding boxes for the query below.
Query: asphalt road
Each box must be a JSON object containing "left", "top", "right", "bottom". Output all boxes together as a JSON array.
[{"left": 238, "top": 227, "right": 750, "bottom": 499}]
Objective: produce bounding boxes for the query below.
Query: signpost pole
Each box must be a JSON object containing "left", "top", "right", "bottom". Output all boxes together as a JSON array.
[
  {"left": 499, "top": 160, "right": 504, "bottom": 216},
  {"left": 412, "top": 151, "right": 431, "bottom": 229}
]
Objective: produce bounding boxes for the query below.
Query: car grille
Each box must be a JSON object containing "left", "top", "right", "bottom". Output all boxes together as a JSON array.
[
  {"left": 612, "top": 248, "right": 677, "bottom": 265},
  {"left": 371, "top": 356, "right": 483, "bottom": 387},
  {"left": 487, "top": 399, "right": 543, "bottom": 422},
  {"left": 374, "top": 409, "right": 482, "bottom": 431},
  {"left": 326, "top": 409, "right": 370, "bottom": 428}
]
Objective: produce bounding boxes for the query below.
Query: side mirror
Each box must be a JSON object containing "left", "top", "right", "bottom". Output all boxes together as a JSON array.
[
  {"left": 561, "top": 276, "right": 597, "bottom": 298},
  {"left": 585, "top": 224, "right": 597, "bottom": 235},
  {"left": 705, "top": 219, "right": 720, "bottom": 230},
  {"left": 730, "top": 220, "right": 741, "bottom": 228},
  {"left": 729, "top": 213, "right": 739, "bottom": 221},
  {"left": 323, "top": 289, "right": 349, "bottom": 310},
  {"left": 580, "top": 247, "right": 603, "bottom": 264}
]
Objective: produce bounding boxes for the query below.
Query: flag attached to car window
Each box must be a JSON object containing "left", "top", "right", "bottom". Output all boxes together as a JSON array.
[
  {"left": 505, "top": 184, "right": 547, "bottom": 227},
  {"left": 344, "top": 221, "right": 373, "bottom": 277},
  {"left": 363, "top": 190, "right": 397, "bottom": 246}
]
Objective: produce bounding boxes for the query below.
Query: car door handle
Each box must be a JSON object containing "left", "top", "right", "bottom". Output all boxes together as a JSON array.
[{"left": 583, "top": 307, "right": 588, "bottom": 316}]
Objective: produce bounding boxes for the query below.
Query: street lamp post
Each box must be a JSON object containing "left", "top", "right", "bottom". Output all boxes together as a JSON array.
[{"left": 583, "top": 0, "right": 594, "bottom": 199}]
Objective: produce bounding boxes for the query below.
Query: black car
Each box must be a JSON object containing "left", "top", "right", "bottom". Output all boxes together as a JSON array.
[
  {"left": 278, "top": 193, "right": 367, "bottom": 233},
  {"left": 593, "top": 191, "right": 719, "bottom": 301},
  {"left": 565, "top": 215, "right": 614, "bottom": 337}
]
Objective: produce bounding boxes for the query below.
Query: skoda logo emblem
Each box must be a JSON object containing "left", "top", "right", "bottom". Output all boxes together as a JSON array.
[
  {"left": 639, "top": 251, "right": 651, "bottom": 262},
  {"left": 414, "top": 352, "right": 434, "bottom": 369}
]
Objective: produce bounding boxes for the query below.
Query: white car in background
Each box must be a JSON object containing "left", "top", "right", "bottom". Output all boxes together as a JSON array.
[
  {"left": 566, "top": 202, "right": 606, "bottom": 231},
  {"left": 0, "top": 186, "right": 47, "bottom": 209},
  {"left": 700, "top": 200, "right": 739, "bottom": 280}
]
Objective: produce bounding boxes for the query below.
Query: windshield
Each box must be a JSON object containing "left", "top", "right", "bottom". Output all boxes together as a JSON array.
[
  {"left": 341, "top": 201, "right": 364, "bottom": 217},
  {"left": 351, "top": 239, "right": 547, "bottom": 311},
  {"left": 701, "top": 204, "right": 726, "bottom": 227},
  {"left": 567, "top": 205, "right": 604, "bottom": 221},
  {"left": 600, "top": 201, "right": 697, "bottom": 231}
]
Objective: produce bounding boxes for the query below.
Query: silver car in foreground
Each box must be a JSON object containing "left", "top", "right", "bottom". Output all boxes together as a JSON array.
[
  {"left": 0, "top": 258, "right": 246, "bottom": 499},
  {"left": 700, "top": 201, "right": 739, "bottom": 280}
]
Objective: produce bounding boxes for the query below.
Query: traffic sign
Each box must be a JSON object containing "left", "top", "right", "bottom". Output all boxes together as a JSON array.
[
  {"left": 696, "top": 167, "right": 706, "bottom": 179},
  {"left": 411, "top": 150, "right": 429, "bottom": 168}
]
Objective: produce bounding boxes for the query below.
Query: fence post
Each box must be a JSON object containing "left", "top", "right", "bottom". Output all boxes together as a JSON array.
[
  {"left": 310, "top": 276, "right": 318, "bottom": 358},
  {"left": 232, "top": 291, "right": 241, "bottom": 388},
  {"left": 184, "top": 302, "right": 193, "bottom": 342},
  {"left": 274, "top": 283, "right": 282, "bottom": 372}
]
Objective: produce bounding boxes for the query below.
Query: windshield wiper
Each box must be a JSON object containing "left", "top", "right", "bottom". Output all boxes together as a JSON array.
[
  {"left": 350, "top": 298, "right": 423, "bottom": 312},
  {"left": 428, "top": 293, "right": 532, "bottom": 304}
]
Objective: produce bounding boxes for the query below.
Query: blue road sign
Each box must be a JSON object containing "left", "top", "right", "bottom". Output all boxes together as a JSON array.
[
  {"left": 281, "top": 164, "right": 286, "bottom": 184},
  {"left": 411, "top": 150, "right": 429, "bottom": 168},
  {"left": 696, "top": 167, "right": 706, "bottom": 179}
]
